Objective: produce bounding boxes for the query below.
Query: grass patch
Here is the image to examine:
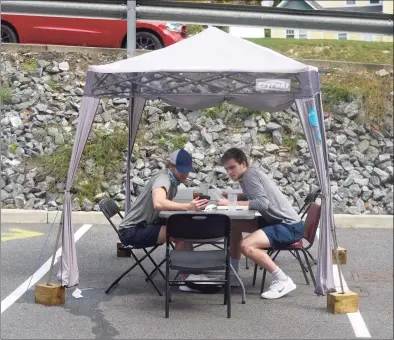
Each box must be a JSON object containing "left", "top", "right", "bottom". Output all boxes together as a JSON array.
[
  {"left": 0, "top": 87, "right": 12, "bottom": 105},
  {"left": 248, "top": 38, "right": 393, "bottom": 64},
  {"left": 35, "top": 128, "right": 128, "bottom": 201},
  {"left": 170, "top": 134, "right": 187, "bottom": 150},
  {"left": 9, "top": 143, "right": 18, "bottom": 153},
  {"left": 320, "top": 70, "right": 393, "bottom": 126},
  {"left": 48, "top": 80, "right": 59, "bottom": 91},
  {"left": 283, "top": 135, "right": 303, "bottom": 154},
  {"left": 21, "top": 60, "right": 38, "bottom": 73},
  {"left": 258, "top": 134, "right": 272, "bottom": 145}
]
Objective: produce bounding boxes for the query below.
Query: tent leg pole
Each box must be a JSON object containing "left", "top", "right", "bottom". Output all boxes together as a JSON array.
[
  {"left": 125, "top": 93, "right": 135, "bottom": 213},
  {"left": 46, "top": 211, "right": 63, "bottom": 285}
]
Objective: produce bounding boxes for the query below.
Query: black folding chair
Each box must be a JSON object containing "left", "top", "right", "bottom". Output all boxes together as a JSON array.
[
  {"left": 99, "top": 199, "right": 165, "bottom": 296},
  {"left": 165, "top": 213, "right": 232, "bottom": 319}
]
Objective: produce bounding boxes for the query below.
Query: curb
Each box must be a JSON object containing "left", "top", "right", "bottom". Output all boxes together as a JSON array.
[{"left": 1, "top": 209, "right": 392, "bottom": 228}]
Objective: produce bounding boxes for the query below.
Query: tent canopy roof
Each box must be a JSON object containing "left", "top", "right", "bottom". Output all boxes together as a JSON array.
[{"left": 88, "top": 27, "right": 316, "bottom": 74}]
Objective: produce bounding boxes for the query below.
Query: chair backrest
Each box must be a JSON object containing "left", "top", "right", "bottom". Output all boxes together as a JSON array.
[
  {"left": 298, "top": 187, "right": 321, "bottom": 218},
  {"left": 99, "top": 199, "right": 125, "bottom": 243},
  {"left": 303, "top": 202, "right": 321, "bottom": 245},
  {"left": 166, "top": 213, "right": 231, "bottom": 242}
]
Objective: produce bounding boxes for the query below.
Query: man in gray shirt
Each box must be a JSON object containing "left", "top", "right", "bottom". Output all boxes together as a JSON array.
[
  {"left": 119, "top": 149, "right": 209, "bottom": 249},
  {"left": 217, "top": 147, "right": 303, "bottom": 299}
]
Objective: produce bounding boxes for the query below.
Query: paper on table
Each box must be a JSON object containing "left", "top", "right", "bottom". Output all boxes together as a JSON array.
[{"left": 216, "top": 206, "right": 249, "bottom": 211}]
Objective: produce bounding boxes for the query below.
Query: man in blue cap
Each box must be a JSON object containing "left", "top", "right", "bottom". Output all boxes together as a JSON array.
[{"left": 119, "top": 148, "right": 209, "bottom": 250}]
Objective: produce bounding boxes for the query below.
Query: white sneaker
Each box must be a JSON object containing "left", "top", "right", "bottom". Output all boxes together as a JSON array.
[
  {"left": 260, "top": 277, "right": 296, "bottom": 299},
  {"left": 179, "top": 274, "right": 213, "bottom": 292}
]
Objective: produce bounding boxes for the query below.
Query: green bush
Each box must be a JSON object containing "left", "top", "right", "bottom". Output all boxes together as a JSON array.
[
  {"left": 188, "top": 24, "right": 205, "bottom": 35},
  {"left": 322, "top": 83, "right": 354, "bottom": 112},
  {"left": 0, "top": 87, "right": 12, "bottom": 105},
  {"left": 37, "top": 128, "right": 128, "bottom": 200},
  {"left": 9, "top": 143, "right": 18, "bottom": 153},
  {"left": 21, "top": 60, "right": 38, "bottom": 73}
]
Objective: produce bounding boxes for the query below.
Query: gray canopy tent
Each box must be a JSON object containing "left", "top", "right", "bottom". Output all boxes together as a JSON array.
[{"left": 57, "top": 27, "right": 337, "bottom": 295}]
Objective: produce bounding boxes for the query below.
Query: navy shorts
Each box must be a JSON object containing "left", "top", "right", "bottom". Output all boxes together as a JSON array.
[
  {"left": 261, "top": 221, "right": 304, "bottom": 250},
  {"left": 119, "top": 222, "right": 162, "bottom": 248}
]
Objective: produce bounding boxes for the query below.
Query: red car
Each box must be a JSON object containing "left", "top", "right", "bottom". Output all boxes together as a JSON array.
[{"left": 1, "top": 14, "right": 188, "bottom": 50}]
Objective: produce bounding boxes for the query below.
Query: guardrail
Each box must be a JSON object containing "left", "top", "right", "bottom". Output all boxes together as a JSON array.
[{"left": 2, "top": 0, "right": 393, "bottom": 35}]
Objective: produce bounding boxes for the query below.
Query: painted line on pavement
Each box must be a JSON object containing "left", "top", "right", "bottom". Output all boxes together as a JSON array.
[
  {"left": 333, "top": 265, "right": 371, "bottom": 338},
  {"left": 1, "top": 224, "right": 92, "bottom": 314},
  {"left": 1, "top": 228, "right": 44, "bottom": 242},
  {"left": 316, "top": 227, "right": 371, "bottom": 338}
]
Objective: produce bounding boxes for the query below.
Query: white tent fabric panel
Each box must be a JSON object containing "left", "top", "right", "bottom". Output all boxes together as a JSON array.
[{"left": 89, "top": 28, "right": 317, "bottom": 74}]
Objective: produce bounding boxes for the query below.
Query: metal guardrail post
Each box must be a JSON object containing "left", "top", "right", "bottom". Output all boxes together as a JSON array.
[{"left": 127, "top": 1, "right": 136, "bottom": 57}]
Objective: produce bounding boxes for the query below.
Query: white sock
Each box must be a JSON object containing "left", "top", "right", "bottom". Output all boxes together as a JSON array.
[
  {"left": 231, "top": 258, "right": 240, "bottom": 273},
  {"left": 271, "top": 267, "right": 287, "bottom": 281}
]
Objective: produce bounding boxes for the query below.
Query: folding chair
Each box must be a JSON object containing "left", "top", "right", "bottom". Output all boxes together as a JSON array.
[
  {"left": 99, "top": 199, "right": 165, "bottom": 296},
  {"left": 245, "top": 188, "right": 321, "bottom": 270},
  {"left": 252, "top": 202, "right": 321, "bottom": 294},
  {"left": 165, "top": 213, "right": 232, "bottom": 318}
]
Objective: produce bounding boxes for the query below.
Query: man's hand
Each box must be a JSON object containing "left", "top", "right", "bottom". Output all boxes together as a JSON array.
[
  {"left": 216, "top": 198, "right": 228, "bottom": 206},
  {"left": 189, "top": 198, "right": 209, "bottom": 211}
]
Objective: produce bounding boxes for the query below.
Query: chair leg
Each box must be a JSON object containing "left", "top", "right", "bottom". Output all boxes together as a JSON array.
[
  {"left": 295, "top": 250, "right": 309, "bottom": 285},
  {"left": 245, "top": 257, "right": 249, "bottom": 269},
  {"left": 252, "top": 263, "right": 258, "bottom": 286},
  {"left": 105, "top": 261, "right": 140, "bottom": 294},
  {"left": 165, "top": 256, "right": 170, "bottom": 318},
  {"left": 142, "top": 246, "right": 166, "bottom": 280},
  {"left": 230, "top": 264, "right": 245, "bottom": 304},
  {"left": 130, "top": 251, "right": 163, "bottom": 296},
  {"left": 226, "top": 265, "right": 231, "bottom": 318},
  {"left": 289, "top": 250, "right": 308, "bottom": 272},
  {"left": 302, "top": 249, "right": 316, "bottom": 287},
  {"left": 305, "top": 248, "right": 318, "bottom": 265},
  {"left": 146, "top": 257, "right": 166, "bottom": 282}
]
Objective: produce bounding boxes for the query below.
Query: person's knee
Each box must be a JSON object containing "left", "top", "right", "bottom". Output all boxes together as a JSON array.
[{"left": 240, "top": 239, "right": 252, "bottom": 256}]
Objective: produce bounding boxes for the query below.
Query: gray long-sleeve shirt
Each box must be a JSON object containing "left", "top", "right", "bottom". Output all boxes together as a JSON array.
[{"left": 239, "top": 166, "right": 300, "bottom": 225}]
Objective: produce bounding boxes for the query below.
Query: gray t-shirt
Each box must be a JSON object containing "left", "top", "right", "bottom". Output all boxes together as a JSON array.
[
  {"left": 119, "top": 171, "right": 178, "bottom": 229},
  {"left": 239, "top": 166, "right": 300, "bottom": 225}
]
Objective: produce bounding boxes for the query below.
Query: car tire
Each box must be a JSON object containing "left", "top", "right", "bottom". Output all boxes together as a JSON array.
[
  {"left": 136, "top": 31, "right": 163, "bottom": 50},
  {"left": 1, "top": 24, "right": 18, "bottom": 43}
]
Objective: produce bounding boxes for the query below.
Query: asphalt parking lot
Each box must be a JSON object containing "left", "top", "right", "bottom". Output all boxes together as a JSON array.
[{"left": 1, "top": 223, "right": 393, "bottom": 339}]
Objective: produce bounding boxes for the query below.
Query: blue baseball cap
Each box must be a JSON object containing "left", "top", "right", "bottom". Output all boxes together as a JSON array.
[{"left": 169, "top": 149, "right": 195, "bottom": 173}]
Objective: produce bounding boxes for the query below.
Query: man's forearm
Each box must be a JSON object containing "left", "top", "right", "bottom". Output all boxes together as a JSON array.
[
  {"left": 154, "top": 199, "right": 190, "bottom": 211},
  {"left": 237, "top": 201, "right": 249, "bottom": 207}
]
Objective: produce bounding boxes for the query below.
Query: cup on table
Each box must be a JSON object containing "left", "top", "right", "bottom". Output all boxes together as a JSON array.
[
  {"left": 228, "top": 193, "right": 238, "bottom": 211},
  {"left": 193, "top": 189, "right": 202, "bottom": 199}
]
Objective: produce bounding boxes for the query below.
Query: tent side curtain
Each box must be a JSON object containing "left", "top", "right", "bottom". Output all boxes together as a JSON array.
[
  {"left": 125, "top": 96, "right": 146, "bottom": 212},
  {"left": 84, "top": 70, "right": 321, "bottom": 112},
  {"left": 57, "top": 96, "right": 100, "bottom": 287},
  {"left": 295, "top": 97, "right": 335, "bottom": 295}
]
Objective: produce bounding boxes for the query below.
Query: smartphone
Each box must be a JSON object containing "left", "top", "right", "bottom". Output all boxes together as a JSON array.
[{"left": 199, "top": 195, "right": 211, "bottom": 201}]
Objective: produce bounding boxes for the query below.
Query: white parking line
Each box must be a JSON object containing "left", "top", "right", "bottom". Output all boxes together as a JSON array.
[
  {"left": 333, "top": 265, "right": 371, "bottom": 338},
  {"left": 1, "top": 224, "right": 92, "bottom": 314},
  {"left": 316, "top": 227, "right": 371, "bottom": 338}
]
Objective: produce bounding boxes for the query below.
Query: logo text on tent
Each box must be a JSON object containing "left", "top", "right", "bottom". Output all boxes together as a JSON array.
[{"left": 255, "top": 79, "right": 291, "bottom": 92}]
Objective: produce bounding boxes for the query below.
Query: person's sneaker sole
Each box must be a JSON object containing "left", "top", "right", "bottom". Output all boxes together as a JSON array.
[{"left": 260, "top": 281, "right": 297, "bottom": 299}]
